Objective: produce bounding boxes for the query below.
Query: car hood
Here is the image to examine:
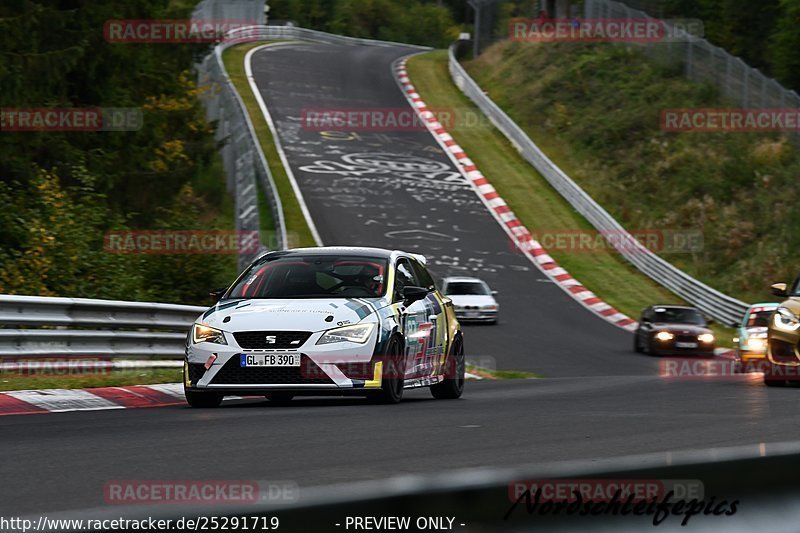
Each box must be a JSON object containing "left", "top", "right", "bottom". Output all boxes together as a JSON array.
[
  {"left": 447, "top": 295, "right": 497, "bottom": 306},
  {"left": 196, "top": 298, "right": 383, "bottom": 332},
  {"left": 652, "top": 323, "right": 712, "bottom": 335}
]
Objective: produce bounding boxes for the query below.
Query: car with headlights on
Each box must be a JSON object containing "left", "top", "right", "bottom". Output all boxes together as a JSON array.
[
  {"left": 763, "top": 277, "right": 800, "bottom": 386},
  {"left": 440, "top": 277, "right": 498, "bottom": 324},
  {"left": 184, "top": 247, "right": 464, "bottom": 407},
  {"left": 734, "top": 303, "right": 778, "bottom": 372},
  {"left": 633, "top": 305, "right": 715, "bottom": 356}
]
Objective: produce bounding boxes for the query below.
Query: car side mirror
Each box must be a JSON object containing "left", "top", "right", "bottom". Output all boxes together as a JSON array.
[
  {"left": 771, "top": 283, "right": 788, "bottom": 297},
  {"left": 209, "top": 287, "right": 227, "bottom": 302},
  {"left": 706, "top": 317, "right": 715, "bottom": 326},
  {"left": 402, "top": 286, "right": 430, "bottom": 306},
  {"left": 491, "top": 290, "right": 498, "bottom": 295}
]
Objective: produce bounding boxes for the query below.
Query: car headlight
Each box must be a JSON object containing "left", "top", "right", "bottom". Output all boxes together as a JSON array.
[
  {"left": 192, "top": 323, "right": 227, "bottom": 345},
  {"left": 745, "top": 337, "right": 766, "bottom": 350},
  {"left": 316, "top": 323, "right": 376, "bottom": 345},
  {"left": 655, "top": 331, "right": 674, "bottom": 341},
  {"left": 698, "top": 333, "right": 715, "bottom": 343},
  {"left": 483, "top": 305, "right": 498, "bottom": 310},
  {"left": 774, "top": 307, "right": 800, "bottom": 332}
]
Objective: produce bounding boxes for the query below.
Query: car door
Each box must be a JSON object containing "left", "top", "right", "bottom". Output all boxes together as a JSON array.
[
  {"left": 411, "top": 259, "right": 448, "bottom": 372},
  {"left": 393, "top": 257, "right": 432, "bottom": 379}
]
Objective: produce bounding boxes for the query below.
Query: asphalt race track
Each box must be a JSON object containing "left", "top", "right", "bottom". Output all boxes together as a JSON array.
[
  {"left": 247, "top": 42, "right": 639, "bottom": 378},
  {"left": 2, "top": 42, "right": 800, "bottom": 520},
  {"left": 4, "top": 375, "right": 800, "bottom": 516}
]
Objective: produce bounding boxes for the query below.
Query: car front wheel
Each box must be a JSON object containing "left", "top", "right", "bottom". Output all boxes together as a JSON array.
[
  {"left": 185, "top": 390, "right": 223, "bottom": 408},
  {"left": 367, "top": 337, "right": 405, "bottom": 404}
]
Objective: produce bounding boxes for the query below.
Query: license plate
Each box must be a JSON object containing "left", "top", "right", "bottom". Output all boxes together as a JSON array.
[
  {"left": 676, "top": 342, "right": 698, "bottom": 349},
  {"left": 462, "top": 312, "right": 479, "bottom": 319},
  {"left": 240, "top": 354, "right": 301, "bottom": 367}
]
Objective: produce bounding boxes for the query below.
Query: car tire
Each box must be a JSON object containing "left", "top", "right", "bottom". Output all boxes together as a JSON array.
[
  {"left": 265, "top": 392, "right": 294, "bottom": 404},
  {"left": 633, "top": 334, "right": 643, "bottom": 353},
  {"left": 647, "top": 338, "right": 659, "bottom": 356},
  {"left": 185, "top": 390, "right": 223, "bottom": 408},
  {"left": 763, "top": 362, "right": 789, "bottom": 387},
  {"left": 367, "top": 337, "right": 405, "bottom": 404},
  {"left": 431, "top": 336, "right": 465, "bottom": 400}
]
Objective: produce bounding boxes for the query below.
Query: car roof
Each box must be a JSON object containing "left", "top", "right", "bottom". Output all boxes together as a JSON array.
[
  {"left": 748, "top": 302, "right": 779, "bottom": 309},
  {"left": 441, "top": 277, "right": 487, "bottom": 283},
  {"left": 253, "top": 247, "right": 423, "bottom": 262},
  {"left": 650, "top": 305, "right": 699, "bottom": 311}
]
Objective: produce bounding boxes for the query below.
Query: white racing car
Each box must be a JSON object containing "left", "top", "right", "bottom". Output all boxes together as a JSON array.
[{"left": 184, "top": 247, "right": 465, "bottom": 407}]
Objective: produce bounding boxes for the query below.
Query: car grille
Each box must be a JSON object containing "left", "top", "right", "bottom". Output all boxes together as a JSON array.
[
  {"left": 210, "top": 355, "right": 333, "bottom": 385},
  {"left": 770, "top": 339, "right": 798, "bottom": 363},
  {"left": 675, "top": 335, "right": 699, "bottom": 344},
  {"left": 232, "top": 331, "right": 312, "bottom": 350},
  {"left": 187, "top": 363, "right": 206, "bottom": 384}
]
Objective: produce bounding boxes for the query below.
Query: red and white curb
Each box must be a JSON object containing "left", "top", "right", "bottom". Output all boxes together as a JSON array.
[
  {"left": 394, "top": 58, "right": 637, "bottom": 332},
  {"left": 0, "top": 383, "right": 186, "bottom": 416},
  {"left": 0, "top": 374, "right": 485, "bottom": 416}
]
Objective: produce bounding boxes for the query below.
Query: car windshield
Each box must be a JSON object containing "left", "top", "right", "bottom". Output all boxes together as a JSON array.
[
  {"left": 227, "top": 255, "right": 388, "bottom": 299},
  {"left": 652, "top": 307, "right": 706, "bottom": 325},
  {"left": 747, "top": 309, "right": 775, "bottom": 328},
  {"left": 445, "top": 281, "right": 490, "bottom": 295}
]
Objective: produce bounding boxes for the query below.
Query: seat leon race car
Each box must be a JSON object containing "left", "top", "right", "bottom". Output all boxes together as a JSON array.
[
  {"left": 184, "top": 247, "right": 464, "bottom": 407},
  {"left": 633, "top": 305, "right": 716, "bottom": 356}
]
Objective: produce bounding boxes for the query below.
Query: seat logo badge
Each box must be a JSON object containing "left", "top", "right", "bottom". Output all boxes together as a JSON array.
[{"left": 265, "top": 335, "right": 277, "bottom": 344}]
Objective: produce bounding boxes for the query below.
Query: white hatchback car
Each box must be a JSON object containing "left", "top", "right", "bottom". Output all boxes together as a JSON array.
[{"left": 440, "top": 277, "right": 498, "bottom": 324}]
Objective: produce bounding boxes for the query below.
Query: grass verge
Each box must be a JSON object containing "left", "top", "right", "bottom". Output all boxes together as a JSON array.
[
  {"left": 223, "top": 42, "right": 316, "bottom": 248},
  {"left": 406, "top": 50, "right": 735, "bottom": 346}
]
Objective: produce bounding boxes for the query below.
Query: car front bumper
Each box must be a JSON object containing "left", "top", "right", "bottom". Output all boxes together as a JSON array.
[
  {"left": 454, "top": 310, "right": 497, "bottom": 322},
  {"left": 185, "top": 328, "right": 386, "bottom": 392}
]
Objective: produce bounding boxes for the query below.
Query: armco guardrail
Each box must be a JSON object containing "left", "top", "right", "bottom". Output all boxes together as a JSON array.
[
  {"left": 0, "top": 295, "right": 205, "bottom": 358},
  {"left": 448, "top": 41, "right": 749, "bottom": 326}
]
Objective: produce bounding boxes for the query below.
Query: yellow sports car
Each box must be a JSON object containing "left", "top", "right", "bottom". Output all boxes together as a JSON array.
[{"left": 764, "top": 276, "right": 800, "bottom": 386}]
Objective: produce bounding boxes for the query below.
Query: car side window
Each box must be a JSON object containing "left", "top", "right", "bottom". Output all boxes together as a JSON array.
[
  {"left": 791, "top": 275, "right": 800, "bottom": 296},
  {"left": 411, "top": 260, "right": 436, "bottom": 291},
  {"left": 393, "top": 259, "right": 418, "bottom": 302}
]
